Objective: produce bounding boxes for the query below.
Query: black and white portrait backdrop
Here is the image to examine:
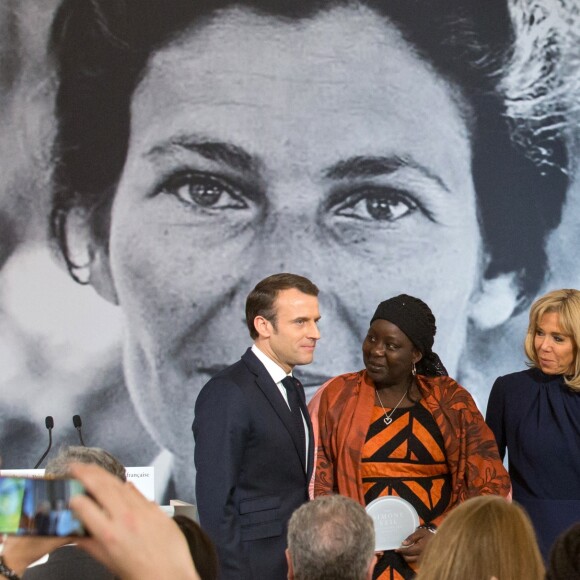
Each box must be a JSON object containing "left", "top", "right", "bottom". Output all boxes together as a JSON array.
[{"left": 1, "top": 0, "right": 579, "bottom": 502}]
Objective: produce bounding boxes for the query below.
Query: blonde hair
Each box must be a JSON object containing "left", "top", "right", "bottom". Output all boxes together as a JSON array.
[
  {"left": 524, "top": 289, "right": 580, "bottom": 391},
  {"left": 416, "top": 496, "right": 544, "bottom": 580}
]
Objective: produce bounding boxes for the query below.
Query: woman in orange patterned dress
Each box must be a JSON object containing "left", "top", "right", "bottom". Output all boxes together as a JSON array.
[{"left": 311, "top": 295, "right": 510, "bottom": 579}]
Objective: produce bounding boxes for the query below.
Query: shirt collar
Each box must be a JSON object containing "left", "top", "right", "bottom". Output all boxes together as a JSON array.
[{"left": 251, "top": 344, "right": 291, "bottom": 384}]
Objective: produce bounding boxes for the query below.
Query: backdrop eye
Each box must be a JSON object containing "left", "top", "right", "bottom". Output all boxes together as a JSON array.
[
  {"left": 334, "top": 189, "right": 420, "bottom": 223},
  {"left": 366, "top": 195, "right": 414, "bottom": 221},
  {"left": 160, "top": 172, "right": 248, "bottom": 210}
]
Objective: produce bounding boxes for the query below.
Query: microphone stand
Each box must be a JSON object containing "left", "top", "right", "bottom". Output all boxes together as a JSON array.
[{"left": 33, "top": 416, "right": 54, "bottom": 469}]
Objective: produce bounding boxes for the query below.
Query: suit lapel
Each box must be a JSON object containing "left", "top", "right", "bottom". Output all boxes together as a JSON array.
[{"left": 242, "top": 349, "right": 309, "bottom": 475}]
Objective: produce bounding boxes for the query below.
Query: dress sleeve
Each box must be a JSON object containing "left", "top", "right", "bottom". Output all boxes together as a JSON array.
[
  {"left": 460, "top": 387, "right": 511, "bottom": 499},
  {"left": 431, "top": 379, "right": 511, "bottom": 523},
  {"left": 485, "top": 377, "right": 507, "bottom": 459},
  {"left": 429, "top": 383, "right": 511, "bottom": 526}
]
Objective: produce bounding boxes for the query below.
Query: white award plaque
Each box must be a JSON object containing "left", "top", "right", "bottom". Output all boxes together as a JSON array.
[{"left": 366, "top": 496, "right": 420, "bottom": 551}]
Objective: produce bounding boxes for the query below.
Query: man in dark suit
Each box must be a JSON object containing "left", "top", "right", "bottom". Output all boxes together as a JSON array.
[{"left": 193, "top": 273, "right": 320, "bottom": 580}]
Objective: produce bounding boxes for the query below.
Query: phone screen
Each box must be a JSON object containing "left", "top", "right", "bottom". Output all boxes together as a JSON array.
[{"left": 0, "top": 477, "right": 86, "bottom": 536}]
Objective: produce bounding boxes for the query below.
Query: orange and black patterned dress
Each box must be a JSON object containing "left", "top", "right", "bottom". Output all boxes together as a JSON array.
[
  {"left": 310, "top": 371, "right": 510, "bottom": 579},
  {"left": 362, "top": 403, "right": 451, "bottom": 580}
]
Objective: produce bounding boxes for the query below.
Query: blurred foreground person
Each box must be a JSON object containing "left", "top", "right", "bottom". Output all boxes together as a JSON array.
[
  {"left": 1, "top": 463, "right": 199, "bottom": 580},
  {"left": 23, "top": 446, "right": 125, "bottom": 580},
  {"left": 1, "top": 537, "right": 67, "bottom": 580},
  {"left": 286, "top": 495, "right": 376, "bottom": 580},
  {"left": 415, "top": 496, "right": 544, "bottom": 580},
  {"left": 547, "top": 523, "right": 580, "bottom": 580},
  {"left": 173, "top": 516, "right": 218, "bottom": 580},
  {"left": 43, "top": 446, "right": 126, "bottom": 481},
  {"left": 70, "top": 464, "right": 199, "bottom": 580}
]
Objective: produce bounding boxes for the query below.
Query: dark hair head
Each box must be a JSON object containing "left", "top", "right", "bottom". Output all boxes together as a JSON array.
[
  {"left": 173, "top": 515, "right": 219, "bottom": 580},
  {"left": 370, "top": 294, "right": 448, "bottom": 376},
  {"left": 245, "top": 273, "right": 319, "bottom": 339},
  {"left": 547, "top": 523, "right": 580, "bottom": 580},
  {"left": 50, "top": 0, "right": 568, "bottom": 297},
  {"left": 371, "top": 294, "right": 436, "bottom": 355}
]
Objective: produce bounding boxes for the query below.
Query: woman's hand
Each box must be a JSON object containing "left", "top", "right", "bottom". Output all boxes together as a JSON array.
[{"left": 394, "top": 527, "right": 435, "bottom": 564}]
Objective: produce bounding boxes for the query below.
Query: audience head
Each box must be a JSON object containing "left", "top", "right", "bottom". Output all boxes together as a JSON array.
[
  {"left": 416, "top": 496, "right": 544, "bottom": 580},
  {"left": 173, "top": 515, "right": 219, "bottom": 580},
  {"left": 286, "top": 495, "right": 376, "bottom": 580},
  {"left": 547, "top": 523, "right": 580, "bottom": 580},
  {"left": 45, "top": 445, "right": 126, "bottom": 481}
]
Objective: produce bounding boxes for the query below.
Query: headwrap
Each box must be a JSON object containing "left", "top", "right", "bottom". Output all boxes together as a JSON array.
[{"left": 370, "top": 294, "right": 448, "bottom": 377}]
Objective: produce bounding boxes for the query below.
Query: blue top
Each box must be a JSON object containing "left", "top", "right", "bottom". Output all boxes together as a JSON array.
[{"left": 486, "top": 367, "right": 580, "bottom": 559}]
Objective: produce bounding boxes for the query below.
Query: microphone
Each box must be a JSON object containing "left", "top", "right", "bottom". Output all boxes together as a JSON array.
[
  {"left": 33, "top": 416, "right": 54, "bottom": 469},
  {"left": 73, "top": 415, "right": 86, "bottom": 446}
]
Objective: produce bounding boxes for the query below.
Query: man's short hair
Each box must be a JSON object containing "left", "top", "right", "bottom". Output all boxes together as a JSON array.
[
  {"left": 45, "top": 445, "right": 126, "bottom": 481},
  {"left": 245, "top": 273, "right": 319, "bottom": 339},
  {"left": 287, "top": 495, "right": 375, "bottom": 580}
]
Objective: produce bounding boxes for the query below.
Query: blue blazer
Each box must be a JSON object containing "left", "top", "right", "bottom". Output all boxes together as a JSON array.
[{"left": 193, "top": 348, "right": 314, "bottom": 580}]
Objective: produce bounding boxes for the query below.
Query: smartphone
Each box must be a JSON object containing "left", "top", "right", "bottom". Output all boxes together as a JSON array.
[{"left": 0, "top": 476, "right": 86, "bottom": 536}]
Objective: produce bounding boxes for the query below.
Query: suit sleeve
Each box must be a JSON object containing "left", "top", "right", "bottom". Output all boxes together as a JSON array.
[
  {"left": 485, "top": 377, "right": 507, "bottom": 459},
  {"left": 193, "top": 378, "right": 251, "bottom": 579}
]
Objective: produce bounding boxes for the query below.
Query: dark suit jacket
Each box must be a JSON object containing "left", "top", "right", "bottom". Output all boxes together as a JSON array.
[
  {"left": 193, "top": 348, "right": 314, "bottom": 580},
  {"left": 23, "top": 545, "right": 115, "bottom": 580}
]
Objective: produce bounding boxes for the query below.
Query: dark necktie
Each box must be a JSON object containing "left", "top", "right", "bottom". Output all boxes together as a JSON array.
[{"left": 281, "top": 375, "right": 306, "bottom": 466}]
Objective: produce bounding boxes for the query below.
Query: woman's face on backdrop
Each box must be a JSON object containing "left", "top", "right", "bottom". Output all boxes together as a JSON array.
[{"left": 97, "top": 5, "right": 483, "bottom": 454}]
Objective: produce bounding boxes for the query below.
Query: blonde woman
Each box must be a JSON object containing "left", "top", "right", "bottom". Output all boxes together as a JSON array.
[
  {"left": 486, "top": 289, "right": 580, "bottom": 559},
  {"left": 416, "top": 496, "right": 544, "bottom": 580}
]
